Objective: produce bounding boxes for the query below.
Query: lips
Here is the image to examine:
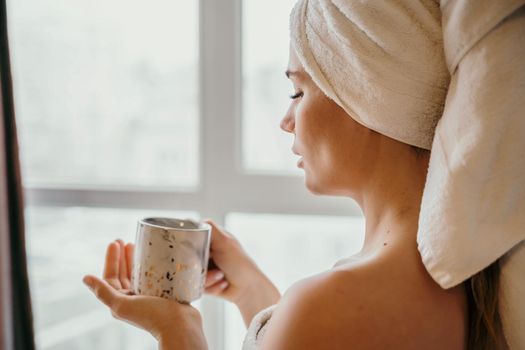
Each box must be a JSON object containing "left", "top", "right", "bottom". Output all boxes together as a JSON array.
[{"left": 292, "top": 146, "right": 303, "bottom": 167}]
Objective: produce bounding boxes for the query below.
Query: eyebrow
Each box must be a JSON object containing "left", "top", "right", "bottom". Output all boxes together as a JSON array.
[{"left": 285, "top": 70, "right": 301, "bottom": 79}]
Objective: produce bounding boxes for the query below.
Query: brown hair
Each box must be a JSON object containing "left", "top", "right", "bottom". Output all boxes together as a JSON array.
[
  {"left": 410, "top": 145, "right": 430, "bottom": 158},
  {"left": 465, "top": 260, "right": 507, "bottom": 350}
]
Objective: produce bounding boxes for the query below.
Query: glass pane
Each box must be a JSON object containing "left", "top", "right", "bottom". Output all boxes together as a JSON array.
[
  {"left": 26, "top": 207, "right": 199, "bottom": 350},
  {"left": 8, "top": 0, "right": 199, "bottom": 188},
  {"left": 242, "top": 0, "right": 300, "bottom": 174},
  {"left": 223, "top": 213, "right": 365, "bottom": 350}
]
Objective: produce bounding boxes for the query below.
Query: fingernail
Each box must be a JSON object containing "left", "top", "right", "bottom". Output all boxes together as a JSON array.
[{"left": 214, "top": 271, "right": 224, "bottom": 280}]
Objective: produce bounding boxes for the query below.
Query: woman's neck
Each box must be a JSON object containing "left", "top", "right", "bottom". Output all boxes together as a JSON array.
[{"left": 355, "top": 145, "right": 430, "bottom": 256}]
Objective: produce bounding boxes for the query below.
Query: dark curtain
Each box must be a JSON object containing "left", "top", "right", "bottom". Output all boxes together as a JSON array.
[{"left": 0, "top": 0, "right": 36, "bottom": 348}]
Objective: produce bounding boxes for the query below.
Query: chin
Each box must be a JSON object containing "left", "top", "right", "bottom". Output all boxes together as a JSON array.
[
  {"left": 304, "top": 175, "right": 328, "bottom": 196},
  {"left": 304, "top": 170, "right": 351, "bottom": 197}
]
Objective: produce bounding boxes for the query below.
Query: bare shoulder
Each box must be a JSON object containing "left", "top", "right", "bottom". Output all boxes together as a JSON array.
[
  {"left": 260, "top": 258, "right": 467, "bottom": 350},
  {"left": 259, "top": 267, "right": 391, "bottom": 350}
]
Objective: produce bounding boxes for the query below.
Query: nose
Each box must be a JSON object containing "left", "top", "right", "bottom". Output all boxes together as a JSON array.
[{"left": 280, "top": 111, "right": 295, "bottom": 134}]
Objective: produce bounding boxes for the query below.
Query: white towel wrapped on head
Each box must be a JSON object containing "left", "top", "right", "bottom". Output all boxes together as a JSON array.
[{"left": 290, "top": 0, "right": 449, "bottom": 150}]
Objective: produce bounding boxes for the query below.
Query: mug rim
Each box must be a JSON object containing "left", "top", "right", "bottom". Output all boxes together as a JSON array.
[{"left": 139, "top": 217, "right": 211, "bottom": 232}]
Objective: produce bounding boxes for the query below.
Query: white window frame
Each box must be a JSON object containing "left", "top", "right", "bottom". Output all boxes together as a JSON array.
[{"left": 23, "top": 0, "right": 361, "bottom": 349}]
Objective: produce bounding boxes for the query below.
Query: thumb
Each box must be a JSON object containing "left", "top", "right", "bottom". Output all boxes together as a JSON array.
[
  {"left": 83, "top": 275, "right": 122, "bottom": 309},
  {"left": 203, "top": 219, "right": 234, "bottom": 248}
]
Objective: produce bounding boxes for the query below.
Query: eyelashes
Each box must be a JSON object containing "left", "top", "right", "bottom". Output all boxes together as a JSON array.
[{"left": 289, "top": 91, "right": 304, "bottom": 100}]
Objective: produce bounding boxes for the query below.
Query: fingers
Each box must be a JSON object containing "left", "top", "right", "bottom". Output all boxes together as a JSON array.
[
  {"left": 103, "top": 242, "right": 122, "bottom": 289},
  {"left": 125, "top": 243, "right": 134, "bottom": 281},
  {"left": 205, "top": 269, "right": 225, "bottom": 288},
  {"left": 203, "top": 219, "right": 234, "bottom": 249},
  {"left": 204, "top": 268, "right": 229, "bottom": 295},
  {"left": 83, "top": 275, "right": 124, "bottom": 312},
  {"left": 204, "top": 279, "right": 229, "bottom": 295},
  {"left": 116, "top": 239, "right": 130, "bottom": 290}
]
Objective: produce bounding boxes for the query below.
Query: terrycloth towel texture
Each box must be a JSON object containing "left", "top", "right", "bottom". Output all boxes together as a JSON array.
[
  {"left": 418, "top": 0, "right": 525, "bottom": 288},
  {"left": 242, "top": 304, "right": 277, "bottom": 350},
  {"left": 418, "top": 2, "right": 525, "bottom": 348},
  {"left": 289, "top": 0, "right": 449, "bottom": 150}
]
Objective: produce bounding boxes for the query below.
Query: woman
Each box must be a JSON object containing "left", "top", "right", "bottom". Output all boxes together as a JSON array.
[{"left": 83, "top": 0, "right": 523, "bottom": 349}]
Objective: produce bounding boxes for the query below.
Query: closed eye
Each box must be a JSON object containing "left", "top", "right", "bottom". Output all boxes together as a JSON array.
[{"left": 289, "top": 91, "right": 303, "bottom": 99}]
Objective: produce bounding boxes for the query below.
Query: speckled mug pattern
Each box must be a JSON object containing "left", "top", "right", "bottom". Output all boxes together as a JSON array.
[{"left": 131, "top": 218, "right": 211, "bottom": 304}]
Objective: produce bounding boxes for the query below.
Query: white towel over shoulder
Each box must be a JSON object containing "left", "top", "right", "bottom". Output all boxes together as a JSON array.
[
  {"left": 242, "top": 304, "right": 277, "bottom": 350},
  {"left": 418, "top": 1, "right": 525, "bottom": 348}
]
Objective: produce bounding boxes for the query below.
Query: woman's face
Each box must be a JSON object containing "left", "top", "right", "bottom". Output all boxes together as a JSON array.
[{"left": 281, "top": 48, "right": 377, "bottom": 196}]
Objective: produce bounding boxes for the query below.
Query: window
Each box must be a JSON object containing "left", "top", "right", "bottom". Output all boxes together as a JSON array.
[
  {"left": 8, "top": 1, "right": 365, "bottom": 349},
  {"left": 9, "top": 0, "right": 199, "bottom": 188},
  {"left": 242, "top": 0, "right": 299, "bottom": 174}
]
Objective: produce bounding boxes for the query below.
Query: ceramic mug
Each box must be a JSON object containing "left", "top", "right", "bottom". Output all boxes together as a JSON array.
[{"left": 131, "top": 217, "right": 211, "bottom": 304}]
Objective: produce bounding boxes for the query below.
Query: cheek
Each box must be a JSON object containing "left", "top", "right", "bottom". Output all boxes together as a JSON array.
[
  {"left": 295, "top": 98, "right": 325, "bottom": 143},
  {"left": 302, "top": 107, "right": 357, "bottom": 180}
]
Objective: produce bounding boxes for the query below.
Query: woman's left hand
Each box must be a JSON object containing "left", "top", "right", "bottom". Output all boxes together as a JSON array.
[{"left": 82, "top": 240, "right": 208, "bottom": 350}]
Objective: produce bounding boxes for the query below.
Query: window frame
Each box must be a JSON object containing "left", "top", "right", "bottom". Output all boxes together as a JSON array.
[{"left": 22, "top": 0, "right": 360, "bottom": 349}]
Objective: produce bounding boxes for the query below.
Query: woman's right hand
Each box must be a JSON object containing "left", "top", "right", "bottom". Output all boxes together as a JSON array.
[{"left": 203, "top": 219, "right": 281, "bottom": 326}]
